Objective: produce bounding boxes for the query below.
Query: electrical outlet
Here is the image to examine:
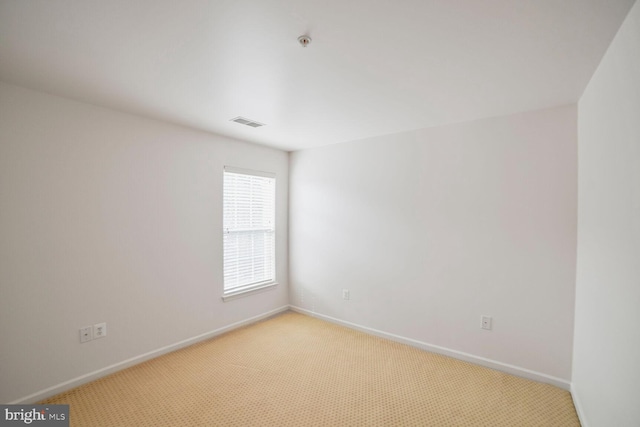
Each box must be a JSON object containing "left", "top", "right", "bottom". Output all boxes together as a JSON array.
[
  {"left": 80, "top": 326, "right": 93, "bottom": 343},
  {"left": 481, "top": 315, "right": 492, "bottom": 330},
  {"left": 94, "top": 322, "right": 107, "bottom": 339},
  {"left": 342, "top": 289, "right": 350, "bottom": 300}
]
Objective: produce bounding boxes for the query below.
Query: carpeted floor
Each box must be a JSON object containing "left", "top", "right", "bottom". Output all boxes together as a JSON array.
[{"left": 41, "top": 311, "right": 580, "bottom": 426}]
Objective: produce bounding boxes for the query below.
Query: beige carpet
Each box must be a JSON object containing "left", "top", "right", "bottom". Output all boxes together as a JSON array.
[{"left": 41, "top": 311, "right": 580, "bottom": 426}]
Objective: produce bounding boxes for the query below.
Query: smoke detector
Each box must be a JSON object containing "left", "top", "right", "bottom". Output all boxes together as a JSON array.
[{"left": 298, "top": 35, "right": 311, "bottom": 47}]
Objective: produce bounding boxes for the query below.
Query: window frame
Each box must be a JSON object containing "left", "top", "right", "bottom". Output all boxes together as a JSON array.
[{"left": 221, "top": 166, "right": 277, "bottom": 301}]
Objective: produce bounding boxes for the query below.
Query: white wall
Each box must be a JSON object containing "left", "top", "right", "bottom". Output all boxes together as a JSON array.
[
  {"left": 0, "top": 82, "right": 289, "bottom": 403},
  {"left": 573, "top": 1, "right": 640, "bottom": 425},
  {"left": 290, "top": 105, "right": 577, "bottom": 382}
]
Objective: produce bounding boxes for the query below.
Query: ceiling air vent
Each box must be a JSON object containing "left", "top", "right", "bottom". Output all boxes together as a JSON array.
[{"left": 230, "top": 116, "right": 265, "bottom": 128}]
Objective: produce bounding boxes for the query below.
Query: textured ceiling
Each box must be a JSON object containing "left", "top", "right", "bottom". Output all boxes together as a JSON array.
[{"left": 0, "top": 0, "right": 635, "bottom": 151}]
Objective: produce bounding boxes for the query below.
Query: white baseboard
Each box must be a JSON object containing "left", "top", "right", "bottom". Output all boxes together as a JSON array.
[
  {"left": 12, "top": 304, "right": 573, "bottom": 404},
  {"left": 289, "top": 305, "right": 571, "bottom": 391},
  {"left": 571, "top": 384, "right": 588, "bottom": 427},
  {"left": 10, "top": 305, "right": 290, "bottom": 404}
]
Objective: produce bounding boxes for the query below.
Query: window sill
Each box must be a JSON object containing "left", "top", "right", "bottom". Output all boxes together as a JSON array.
[{"left": 222, "top": 282, "right": 278, "bottom": 302}]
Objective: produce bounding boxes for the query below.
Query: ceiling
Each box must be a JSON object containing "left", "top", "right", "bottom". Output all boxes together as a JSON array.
[{"left": 0, "top": 0, "right": 635, "bottom": 151}]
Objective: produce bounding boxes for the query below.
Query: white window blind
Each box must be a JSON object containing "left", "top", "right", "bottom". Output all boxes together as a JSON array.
[{"left": 223, "top": 167, "right": 276, "bottom": 293}]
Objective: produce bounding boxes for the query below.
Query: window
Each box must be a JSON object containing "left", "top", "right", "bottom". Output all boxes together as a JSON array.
[{"left": 223, "top": 166, "right": 276, "bottom": 299}]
